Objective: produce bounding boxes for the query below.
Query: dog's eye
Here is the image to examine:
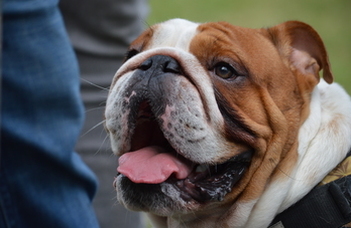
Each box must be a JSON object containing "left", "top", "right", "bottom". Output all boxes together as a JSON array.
[
  {"left": 214, "top": 62, "right": 237, "bottom": 79},
  {"left": 125, "top": 49, "right": 140, "bottom": 61}
]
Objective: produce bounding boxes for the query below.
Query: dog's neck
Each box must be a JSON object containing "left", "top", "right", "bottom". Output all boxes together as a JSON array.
[
  {"left": 239, "top": 80, "right": 351, "bottom": 228},
  {"left": 281, "top": 80, "right": 351, "bottom": 210}
]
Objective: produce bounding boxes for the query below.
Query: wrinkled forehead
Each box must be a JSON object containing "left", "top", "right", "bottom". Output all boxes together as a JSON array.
[{"left": 131, "top": 18, "right": 267, "bottom": 56}]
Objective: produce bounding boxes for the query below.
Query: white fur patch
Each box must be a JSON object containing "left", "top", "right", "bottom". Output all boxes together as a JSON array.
[{"left": 149, "top": 19, "right": 199, "bottom": 50}]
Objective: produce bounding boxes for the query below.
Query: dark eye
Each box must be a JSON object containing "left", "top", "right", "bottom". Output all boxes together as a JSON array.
[
  {"left": 125, "top": 49, "right": 139, "bottom": 60},
  {"left": 214, "top": 62, "right": 237, "bottom": 79}
]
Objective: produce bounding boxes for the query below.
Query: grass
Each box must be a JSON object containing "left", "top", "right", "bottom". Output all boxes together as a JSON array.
[{"left": 147, "top": 0, "right": 351, "bottom": 92}]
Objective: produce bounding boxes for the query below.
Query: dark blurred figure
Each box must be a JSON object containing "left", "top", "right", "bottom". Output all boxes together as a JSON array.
[{"left": 60, "top": 0, "right": 149, "bottom": 227}]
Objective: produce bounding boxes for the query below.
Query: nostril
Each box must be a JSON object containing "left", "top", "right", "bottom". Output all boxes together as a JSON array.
[
  {"left": 164, "top": 60, "right": 182, "bottom": 74},
  {"left": 138, "top": 55, "right": 183, "bottom": 74},
  {"left": 139, "top": 58, "right": 153, "bottom": 71}
]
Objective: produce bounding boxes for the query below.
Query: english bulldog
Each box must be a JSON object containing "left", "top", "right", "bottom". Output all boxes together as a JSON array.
[{"left": 105, "top": 19, "right": 351, "bottom": 228}]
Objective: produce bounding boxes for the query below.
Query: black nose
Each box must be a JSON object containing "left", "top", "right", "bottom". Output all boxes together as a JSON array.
[{"left": 138, "top": 55, "right": 182, "bottom": 75}]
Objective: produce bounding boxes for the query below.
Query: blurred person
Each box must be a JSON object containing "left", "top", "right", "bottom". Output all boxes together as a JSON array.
[
  {"left": 1, "top": 0, "right": 99, "bottom": 227},
  {"left": 59, "top": 0, "right": 149, "bottom": 227}
]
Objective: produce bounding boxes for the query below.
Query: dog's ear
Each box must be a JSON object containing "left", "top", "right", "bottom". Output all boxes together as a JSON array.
[{"left": 262, "top": 21, "right": 333, "bottom": 84}]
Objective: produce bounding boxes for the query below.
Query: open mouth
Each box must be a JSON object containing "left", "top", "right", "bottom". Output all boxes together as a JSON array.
[
  {"left": 116, "top": 100, "right": 252, "bottom": 203},
  {"left": 173, "top": 151, "right": 252, "bottom": 202}
]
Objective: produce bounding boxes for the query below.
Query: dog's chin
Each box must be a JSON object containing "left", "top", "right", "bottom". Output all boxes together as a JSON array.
[{"left": 115, "top": 150, "right": 252, "bottom": 216}]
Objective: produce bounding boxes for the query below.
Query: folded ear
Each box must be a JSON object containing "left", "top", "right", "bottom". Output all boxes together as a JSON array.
[{"left": 262, "top": 21, "right": 333, "bottom": 84}]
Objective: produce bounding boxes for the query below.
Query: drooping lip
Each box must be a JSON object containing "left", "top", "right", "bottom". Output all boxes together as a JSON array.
[{"left": 115, "top": 99, "right": 253, "bottom": 203}]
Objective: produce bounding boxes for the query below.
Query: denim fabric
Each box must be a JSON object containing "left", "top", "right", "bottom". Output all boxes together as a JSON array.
[{"left": 1, "top": 0, "right": 99, "bottom": 227}]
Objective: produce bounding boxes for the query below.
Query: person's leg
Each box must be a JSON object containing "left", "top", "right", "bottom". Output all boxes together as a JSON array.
[
  {"left": 1, "top": 0, "right": 99, "bottom": 227},
  {"left": 59, "top": 1, "right": 149, "bottom": 227}
]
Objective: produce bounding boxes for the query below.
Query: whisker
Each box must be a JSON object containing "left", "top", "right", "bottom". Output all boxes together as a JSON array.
[
  {"left": 98, "top": 101, "right": 107, "bottom": 106},
  {"left": 81, "top": 77, "right": 110, "bottom": 91},
  {"left": 142, "top": 20, "right": 152, "bottom": 30},
  {"left": 80, "top": 120, "right": 106, "bottom": 138},
  {"left": 94, "top": 134, "right": 111, "bottom": 155},
  {"left": 84, "top": 106, "right": 106, "bottom": 114}
]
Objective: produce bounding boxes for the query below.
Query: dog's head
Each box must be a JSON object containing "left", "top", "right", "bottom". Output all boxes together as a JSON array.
[{"left": 105, "top": 19, "right": 333, "bottom": 226}]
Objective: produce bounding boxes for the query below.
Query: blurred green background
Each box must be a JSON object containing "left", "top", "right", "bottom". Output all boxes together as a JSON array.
[{"left": 147, "top": 0, "right": 351, "bottom": 92}]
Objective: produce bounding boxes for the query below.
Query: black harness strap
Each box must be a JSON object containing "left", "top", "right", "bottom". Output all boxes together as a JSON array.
[
  {"left": 269, "top": 151, "right": 351, "bottom": 228},
  {"left": 269, "top": 175, "right": 351, "bottom": 228}
]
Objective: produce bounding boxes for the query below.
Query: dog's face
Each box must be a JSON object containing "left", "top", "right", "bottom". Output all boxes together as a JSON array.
[{"left": 105, "top": 19, "right": 333, "bottom": 226}]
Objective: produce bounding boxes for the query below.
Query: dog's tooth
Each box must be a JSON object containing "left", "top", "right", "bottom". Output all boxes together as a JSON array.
[{"left": 195, "top": 164, "right": 209, "bottom": 173}]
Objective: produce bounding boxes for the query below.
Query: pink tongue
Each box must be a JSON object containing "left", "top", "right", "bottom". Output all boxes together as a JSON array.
[{"left": 117, "top": 146, "right": 192, "bottom": 184}]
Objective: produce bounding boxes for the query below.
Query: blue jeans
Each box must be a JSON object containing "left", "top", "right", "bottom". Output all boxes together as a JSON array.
[{"left": 1, "top": 0, "right": 100, "bottom": 227}]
